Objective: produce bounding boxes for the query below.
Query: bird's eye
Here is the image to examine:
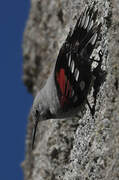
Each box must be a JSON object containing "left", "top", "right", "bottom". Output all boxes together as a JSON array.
[{"left": 35, "top": 110, "right": 39, "bottom": 118}]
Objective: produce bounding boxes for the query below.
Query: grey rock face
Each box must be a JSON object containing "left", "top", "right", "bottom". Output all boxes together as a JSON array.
[{"left": 22, "top": 0, "right": 119, "bottom": 180}]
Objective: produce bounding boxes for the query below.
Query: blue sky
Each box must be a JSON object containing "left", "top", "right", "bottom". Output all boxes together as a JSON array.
[{"left": 0, "top": 1, "right": 32, "bottom": 180}]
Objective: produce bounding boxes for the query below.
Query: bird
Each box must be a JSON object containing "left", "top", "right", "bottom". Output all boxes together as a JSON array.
[{"left": 31, "top": 5, "right": 102, "bottom": 149}]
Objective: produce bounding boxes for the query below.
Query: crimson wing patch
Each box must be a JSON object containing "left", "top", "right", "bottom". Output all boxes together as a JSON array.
[
  {"left": 56, "top": 68, "right": 74, "bottom": 107},
  {"left": 55, "top": 6, "right": 101, "bottom": 112},
  {"left": 55, "top": 50, "right": 92, "bottom": 111}
]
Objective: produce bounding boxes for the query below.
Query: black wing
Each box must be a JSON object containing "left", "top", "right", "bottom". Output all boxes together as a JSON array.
[{"left": 55, "top": 6, "right": 101, "bottom": 112}]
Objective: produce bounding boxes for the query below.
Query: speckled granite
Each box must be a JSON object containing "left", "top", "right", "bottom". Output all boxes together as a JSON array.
[{"left": 22, "top": 0, "right": 119, "bottom": 179}]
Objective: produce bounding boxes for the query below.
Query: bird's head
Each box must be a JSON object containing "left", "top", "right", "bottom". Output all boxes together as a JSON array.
[{"left": 31, "top": 91, "right": 55, "bottom": 149}]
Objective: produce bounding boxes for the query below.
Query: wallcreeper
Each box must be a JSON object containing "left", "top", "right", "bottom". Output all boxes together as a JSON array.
[{"left": 31, "top": 5, "right": 104, "bottom": 149}]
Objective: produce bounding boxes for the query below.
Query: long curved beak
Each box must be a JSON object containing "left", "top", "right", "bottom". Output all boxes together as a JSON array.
[{"left": 32, "top": 118, "right": 39, "bottom": 150}]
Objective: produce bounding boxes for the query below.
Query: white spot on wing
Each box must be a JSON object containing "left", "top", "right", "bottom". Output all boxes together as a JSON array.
[
  {"left": 87, "top": 20, "right": 93, "bottom": 31},
  {"left": 91, "top": 33, "right": 97, "bottom": 45},
  {"left": 80, "top": 81, "right": 85, "bottom": 91},
  {"left": 68, "top": 54, "right": 71, "bottom": 67},
  {"left": 74, "top": 68, "right": 79, "bottom": 81},
  {"left": 84, "top": 15, "right": 89, "bottom": 29},
  {"left": 71, "top": 60, "right": 75, "bottom": 73},
  {"left": 81, "top": 15, "right": 86, "bottom": 27}
]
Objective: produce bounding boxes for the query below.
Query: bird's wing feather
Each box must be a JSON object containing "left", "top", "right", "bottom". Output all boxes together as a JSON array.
[{"left": 55, "top": 6, "right": 101, "bottom": 111}]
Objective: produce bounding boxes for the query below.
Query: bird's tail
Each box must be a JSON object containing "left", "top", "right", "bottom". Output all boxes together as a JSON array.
[{"left": 67, "top": 5, "right": 101, "bottom": 58}]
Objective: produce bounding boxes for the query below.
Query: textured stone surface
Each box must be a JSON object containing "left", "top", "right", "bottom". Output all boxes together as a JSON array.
[{"left": 22, "top": 0, "right": 119, "bottom": 179}]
